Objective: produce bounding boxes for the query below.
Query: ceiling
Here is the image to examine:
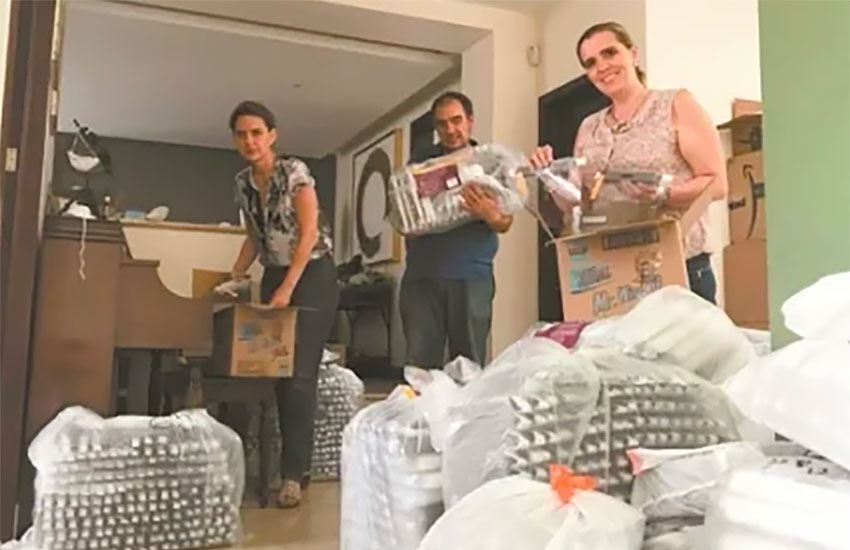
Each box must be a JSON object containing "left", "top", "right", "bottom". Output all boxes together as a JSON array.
[
  {"left": 57, "top": 1, "right": 468, "bottom": 157},
  {"left": 456, "top": 0, "right": 561, "bottom": 16}
]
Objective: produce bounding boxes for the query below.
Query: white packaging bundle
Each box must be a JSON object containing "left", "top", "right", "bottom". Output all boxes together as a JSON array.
[
  {"left": 419, "top": 475, "right": 645, "bottom": 550},
  {"left": 781, "top": 270, "right": 850, "bottom": 340},
  {"left": 628, "top": 442, "right": 767, "bottom": 519},
  {"left": 702, "top": 468, "right": 850, "bottom": 550},
  {"left": 724, "top": 339, "right": 850, "bottom": 472},
  {"left": 388, "top": 143, "right": 528, "bottom": 236},
  {"left": 578, "top": 286, "right": 757, "bottom": 383},
  {"left": 341, "top": 387, "right": 442, "bottom": 550},
  {"left": 29, "top": 407, "right": 244, "bottom": 550},
  {"left": 310, "top": 361, "right": 365, "bottom": 481}
]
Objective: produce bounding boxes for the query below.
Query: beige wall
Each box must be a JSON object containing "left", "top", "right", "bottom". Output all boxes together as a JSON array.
[{"left": 0, "top": 0, "right": 10, "bottom": 130}]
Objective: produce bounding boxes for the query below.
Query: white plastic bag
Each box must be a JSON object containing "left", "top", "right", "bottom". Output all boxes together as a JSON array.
[
  {"left": 724, "top": 339, "right": 850, "bottom": 472},
  {"left": 629, "top": 442, "right": 767, "bottom": 519},
  {"left": 782, "top": 271, "right": 850, "bottom": 340},
  {"left": 578, "top": 286, "right": 757, "bottom": 383},
  {"left": 418, "top": 475, "right": 644, "bottom": 550},
  {"left": 702, "top": 468, "right": 850, "bottom": 550}
]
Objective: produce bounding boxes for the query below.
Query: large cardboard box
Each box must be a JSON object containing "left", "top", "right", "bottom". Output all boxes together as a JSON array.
[
  {"left": 727, "top": 151, "right": 766, "bottom": 243},
  {"left": 718, "top": 113, "right": 762, "bottom": 156},
  {"left": 554, "top": 191, "right": 711, "bottom": 321},
  {"left": 724, "top": 241, "right": 768, "bottom": 329},
  {"left": 210, "top": 304, "right": 297, "bottom": 377}
]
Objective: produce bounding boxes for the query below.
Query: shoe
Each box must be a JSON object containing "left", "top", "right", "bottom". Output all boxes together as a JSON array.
[{"left": 277, "top": 479, "right": 302, "bottom": 508}]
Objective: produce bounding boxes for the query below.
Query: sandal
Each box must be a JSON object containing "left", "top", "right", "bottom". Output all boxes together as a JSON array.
[{"left": 277, "top": 479, "right": 302, "bottom": 508}]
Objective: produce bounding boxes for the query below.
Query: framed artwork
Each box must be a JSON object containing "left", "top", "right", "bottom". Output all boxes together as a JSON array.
[{"left": 351, "top": 128, "right": 403, "bottom": 264}]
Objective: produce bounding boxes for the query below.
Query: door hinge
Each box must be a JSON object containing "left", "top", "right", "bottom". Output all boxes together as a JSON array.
[{"left": 5, "top": 147, "right": 18, "bottom": 173}]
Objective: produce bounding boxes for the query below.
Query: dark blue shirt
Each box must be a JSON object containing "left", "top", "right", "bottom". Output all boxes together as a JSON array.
[{"left": 404, "top": 141, "right": 498, "bottom": 280}]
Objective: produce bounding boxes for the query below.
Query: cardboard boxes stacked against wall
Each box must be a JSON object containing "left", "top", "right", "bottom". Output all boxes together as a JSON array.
[{"left": 718, "top": 99, "right": 768, "bottom": 328}]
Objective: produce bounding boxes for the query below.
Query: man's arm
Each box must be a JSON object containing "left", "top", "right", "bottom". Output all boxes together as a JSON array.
[{"left": 460, "top": 183, "right": 514, "bottom": 233}]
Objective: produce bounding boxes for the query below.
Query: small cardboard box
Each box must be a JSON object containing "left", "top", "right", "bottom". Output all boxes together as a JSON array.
[
  {"left": 554, "top": 191, "right": 711, "bottom": 321},
  {"left": 727, "top": 151, "right": 766, "bottom": 243},
  {"left": 724, "top": 240, "right": 768, "bottom": 329},
  {"left": 718, "top": 113, "right": 762, "bottom": 156},
  {"left": 210, "top": 304, "right": 297, "bottom": 377}
]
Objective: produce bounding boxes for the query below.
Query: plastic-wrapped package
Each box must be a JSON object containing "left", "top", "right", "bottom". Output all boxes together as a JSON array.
[
  {"left": 577, "top": 286, "right": 757, "bottom": 383},
  {"left": 388, "top": 143, "right": 528, "bottom": 236},
  {"left": 642, "top": 528, "right": 702, "bottom": 550},
  {"left": 724, "top": 338, "right": 850, "bottom": 472},
  {"left": 341, "top": 387, "right": 442, "bottom": 550},
  {"left": 781, "top": 270, "right": 850, "bottom": 340},
  {"left": 310, "top": 360, "right": 365, "bottom": 481},
  {"left": 534, "top": 157, "right": 586, "bottom": 203},
  {"left": 737, "top": 327, "right": 771, "bottom": 357},
  {"left": 440, "top": 336, "right": 597, "bottom": 507},
  {"left": 702, "top": 468, "right": 850, "bottom": 550},
  {"left": 628, "top": 442, "right": 767, "bottom": 519},
  {"left": 29, "top": 406, "right": 244, "bottom": 550},
  {"left": 419, "top": 473, "right": 645, "bottom": 550},
  {"left": 502, "top": 350, "right": 740, "bottom": 501},
  {"left": 761, "top": 442, "right": 850, "bottom": 480}
]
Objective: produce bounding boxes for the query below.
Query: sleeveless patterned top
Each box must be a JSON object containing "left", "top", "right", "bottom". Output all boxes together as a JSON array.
[{"left": 575, "top": 89, "right": 710, "bottom": 259}]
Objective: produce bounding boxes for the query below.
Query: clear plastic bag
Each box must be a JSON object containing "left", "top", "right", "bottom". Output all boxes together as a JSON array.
[
  {"left": 628, "top": 442, "right": 767, "bottom": 519},
  {"left": 310, "top": 361, "right": 365, "bottom": 481},
  {"left": 341, "top": 387, "right": 442, "bottom": 550},
  {"left": 577, "top": 286, "right": 757, "bottom": 383},
  {"left": 419, "top": 475, "right": 645, "bottom": 550},
  {"left": 702, "top": 468, "right": 850, "bottom": 550},
  {"left": 28, "top": 406, "right": 244, "bottom": 550},
  {"left": 724, "top": 339, "right": 850, "bottom": 472},
  {"left": 388, "top": 143, "right": 528, "bottom": 236},
  {"left": 781, "top": 270, "right": 850, "bottom": 341}
]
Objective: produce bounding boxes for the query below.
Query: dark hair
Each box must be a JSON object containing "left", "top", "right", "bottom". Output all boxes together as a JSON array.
[
  {"left": 229, "top": 100, "right": 276, "bottom": 132},
  {"left": 576, "top": 21, "right": 646, "bottom": 84},
  {"left": 431, "top": 91, "right": 474, "bottom": 117}
]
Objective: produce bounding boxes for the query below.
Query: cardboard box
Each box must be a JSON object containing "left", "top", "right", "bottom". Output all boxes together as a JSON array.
[
  {"left": 554, "top": 191, "right": 711, "bottom": 321},
  {"left": 718, "top": 113, "right": 763, "bottom": 156},
  {"left": 727, "top": 151, "right": 766, "bottom": 243},
  {"left": 210, "top": 304, "right": 297, "bottom": 377},
  {"left": 731, "top": 98, "right": 762, "bottom": 119},
  {"left": 724, "top": 241, "right": 768, "bottom": 329}
]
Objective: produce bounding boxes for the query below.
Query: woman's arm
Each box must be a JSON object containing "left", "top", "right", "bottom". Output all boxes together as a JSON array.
[
  {"left": 231, "top": 235, "right": 258, "bottom": 279},
  {"left": 268, "top": 186, "right": 321, "bottom": 307},
  {"left": 667, "top": 89, "right": 728, "bottom": 208}
]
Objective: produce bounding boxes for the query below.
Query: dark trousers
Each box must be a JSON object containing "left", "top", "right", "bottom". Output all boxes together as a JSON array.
[
  {"left": 261, "top": 255, "right": 339, "bottom": 481},
  {"left": 400, "top": 275, "right": 495, "bottom": 369},
  {"left": 687, "top": 253, "right": 717, "bottom": 304}
]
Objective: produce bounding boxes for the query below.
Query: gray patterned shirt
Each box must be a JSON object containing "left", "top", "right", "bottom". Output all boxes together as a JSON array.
[{"left": 234, "top": 157, "right": 333, "bottom": 267}]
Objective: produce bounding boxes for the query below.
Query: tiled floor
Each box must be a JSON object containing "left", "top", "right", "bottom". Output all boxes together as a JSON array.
[{"left": 239, "top": 482, "right": 340, "bottom": 550}]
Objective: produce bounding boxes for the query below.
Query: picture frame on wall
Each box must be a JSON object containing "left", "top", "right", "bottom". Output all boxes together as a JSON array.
[{"left": 351, "top": 128, "right": 403, "bottom": 265}]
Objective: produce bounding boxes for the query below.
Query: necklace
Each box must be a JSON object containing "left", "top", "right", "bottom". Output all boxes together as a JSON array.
[{"left": 608, "top": 89, "right": 651, "bottom": 134}]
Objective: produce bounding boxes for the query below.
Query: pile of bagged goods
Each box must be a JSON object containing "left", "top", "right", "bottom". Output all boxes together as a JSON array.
[{"left": 340, "top": 266, "right": 850, "bottom": 550}]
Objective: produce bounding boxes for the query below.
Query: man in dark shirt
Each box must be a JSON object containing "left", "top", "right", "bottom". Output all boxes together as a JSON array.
[{"left": 401, "top": 91, "right": 513, "bottom": 368}]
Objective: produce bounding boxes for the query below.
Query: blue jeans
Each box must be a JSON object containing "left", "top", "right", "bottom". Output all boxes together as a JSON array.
[{"left": 687, "top": 253, "right": 717, "bottom": 304}]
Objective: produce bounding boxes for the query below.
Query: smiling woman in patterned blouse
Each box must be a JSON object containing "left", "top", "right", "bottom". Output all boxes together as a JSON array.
[{"left": 228, "top": 100, "right": 339, "bottom": 508}]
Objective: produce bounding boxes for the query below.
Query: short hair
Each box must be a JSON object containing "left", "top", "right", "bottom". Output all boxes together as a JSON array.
[
  {"left": 229, "top": 100, "right": 276, "bottom": 132},
  {"left": 431, "top": 91, "right": 474, "bottom": 117}
]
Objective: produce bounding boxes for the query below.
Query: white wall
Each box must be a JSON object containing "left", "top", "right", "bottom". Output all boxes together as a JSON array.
[
  {"left": 540, "top": 0, "right": 647, "bottom": 95},
  {"left": 0, "top": 0, "right": 10, "bottom": 130},
  {"left": 644, "top": 0, "right": 762, "bottom": 307}
]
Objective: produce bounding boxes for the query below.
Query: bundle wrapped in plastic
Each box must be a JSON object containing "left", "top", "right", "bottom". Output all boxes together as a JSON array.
[
  {"left": 500, "top": 350, "right": 741, "bottom": 502},
  {"left": 29, "top": 407, "right": 244, "bottom": 550},
  {"left": 628, "top": 442, "right": 767, "bottom": 520},
  {"left": 725, "top": 338, "right": 850, "bottom": 472},
  {"left": 577, "top": 286, "right": 757, "bottom": 383},
  {"left": 388, "top": 143, "right": 528, "bottom": 236},
  {"left": 703, "top": 468, "right": 850, "bottom": 549},
  {"left": 340, "top": 387, "right": 442, "bottom": 550},
  {"left": 310, "top": 359, "right": 365, "bottom": 481},
  {"left": 419, "top": 467, "right": 645, "bottom": 550},
  {"left": 781, "top": 270, "right": 850, "bottom": 340}
]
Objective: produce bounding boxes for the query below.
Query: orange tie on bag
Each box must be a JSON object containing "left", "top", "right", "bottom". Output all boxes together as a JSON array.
[{"left": 549, "top": 464, "right": 598, "bottom": 503}]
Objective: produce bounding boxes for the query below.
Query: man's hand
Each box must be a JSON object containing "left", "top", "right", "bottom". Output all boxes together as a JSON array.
[
  {"left": 460, "top": 183, "right": 513, "bottom": 232},
  {"left": 269, "top": 285, "right": 293, "bottom": 308}
]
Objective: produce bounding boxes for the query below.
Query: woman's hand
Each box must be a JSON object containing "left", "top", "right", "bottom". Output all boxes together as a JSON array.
[
  {"left": 619, "top": 180, "right": 663, "bottom": 203},
  {"left": 269, "top": 284, "right": 293, "bottom": 308},
  {"left": 529, "top": 144, "right": 555, "bottom": 170}
]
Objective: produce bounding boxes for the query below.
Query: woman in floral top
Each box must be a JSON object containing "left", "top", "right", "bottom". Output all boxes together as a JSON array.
[{"left": 229, "top": 100, "right": 339, "bottom": 508}]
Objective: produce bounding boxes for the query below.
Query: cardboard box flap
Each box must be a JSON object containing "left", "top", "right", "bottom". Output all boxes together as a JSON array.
[
  {"left": 717, "top": 113, "right": 762, "bottom": 130},
  {"left": 731, "top": 98, "right": 763, "bottom": 119}
]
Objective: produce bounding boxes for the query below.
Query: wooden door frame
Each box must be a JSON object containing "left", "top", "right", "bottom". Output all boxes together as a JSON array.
[{"left": 0, "top": 0, "right": 57, "bottom": 539}]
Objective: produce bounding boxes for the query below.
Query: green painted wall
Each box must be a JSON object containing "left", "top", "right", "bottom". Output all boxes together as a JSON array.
[{"left": 759, "top": 0, "right": 850, "bottom": 347}]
